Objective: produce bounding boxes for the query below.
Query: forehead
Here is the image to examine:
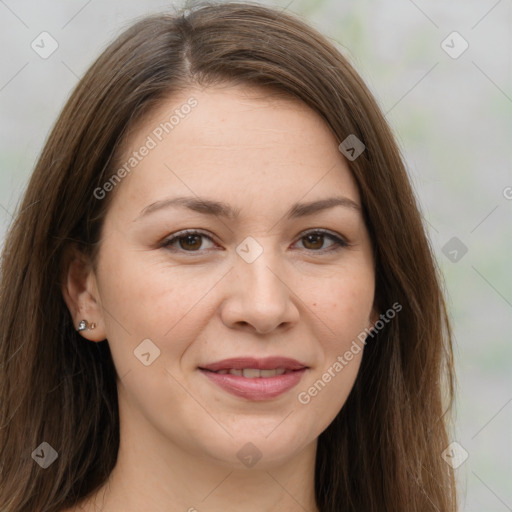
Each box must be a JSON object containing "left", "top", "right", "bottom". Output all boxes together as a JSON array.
[{"left": 107, "top": 84, "right": 360, "bottom": 218}]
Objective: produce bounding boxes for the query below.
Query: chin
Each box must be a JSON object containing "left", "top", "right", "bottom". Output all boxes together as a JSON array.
[{"left": 198, "top": 424, "right": 316, "bottom": 471}]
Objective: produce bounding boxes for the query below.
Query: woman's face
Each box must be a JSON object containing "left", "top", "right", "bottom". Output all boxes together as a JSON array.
[{"left": 85, "top": 84, "right": 376, "bottom": 469}]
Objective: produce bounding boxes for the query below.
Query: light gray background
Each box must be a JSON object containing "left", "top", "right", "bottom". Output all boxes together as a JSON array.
[{"left": 1, "top": 0, "right": 511, "bottom": 510}]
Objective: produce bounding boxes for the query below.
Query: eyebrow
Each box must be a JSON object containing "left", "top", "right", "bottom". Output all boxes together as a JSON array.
[{"left": 135, "top": 195, "right": 361, "bottom": 222}]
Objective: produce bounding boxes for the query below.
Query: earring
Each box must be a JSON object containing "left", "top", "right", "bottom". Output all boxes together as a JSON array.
[{"left": 77, "top": 320, "right": 97, "bottom": 332}]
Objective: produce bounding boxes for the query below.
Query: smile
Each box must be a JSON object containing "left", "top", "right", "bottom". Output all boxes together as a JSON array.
[{"left": 199, "top": 357, "right": 308, "bottom": 400}]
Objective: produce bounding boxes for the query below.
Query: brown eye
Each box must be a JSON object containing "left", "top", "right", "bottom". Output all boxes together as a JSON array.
[
  {"left": 178, "top": 234, "right": 203, "bottom": 251},
  {"left": 302, "top": 233, "right": 325, "bottom": 250},
  {"left": 162, "top": 230, "right": 216, "bottom": 252},
  {"left": 295, "top": 230, "right": 348, "bottom": 252}
]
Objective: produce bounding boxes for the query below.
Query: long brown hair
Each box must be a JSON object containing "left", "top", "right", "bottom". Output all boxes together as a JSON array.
[{"left": 0, "top": 2, "right": 456, "bottom": 510}]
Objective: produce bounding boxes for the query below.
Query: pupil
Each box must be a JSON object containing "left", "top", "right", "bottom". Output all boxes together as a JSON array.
[
  {"left": 181, "top": 235, "right": 201, "bottom": 250},
  {"left": 305, "top": 234, "right": 323, "bottom": 249}
]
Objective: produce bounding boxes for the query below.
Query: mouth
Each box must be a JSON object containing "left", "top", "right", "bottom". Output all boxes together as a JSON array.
[
  {"left": 199, "top": 356, "right": 307, "bottom": 373},
  {"left": 198, "top": 357, "right": 308, "bottom": 400},
  {"left": 204, "top": 368, "right": 292, "bottom": 377}
]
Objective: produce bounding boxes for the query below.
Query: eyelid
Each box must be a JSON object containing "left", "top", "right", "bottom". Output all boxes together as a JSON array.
[
  {"left": 295, "top": 228, "right": 349, "bottom": 247},
  {"left": 160, "top": 229, "right": 220, "bottom": 252}
]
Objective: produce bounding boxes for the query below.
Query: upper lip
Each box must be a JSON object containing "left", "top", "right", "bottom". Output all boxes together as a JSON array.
[{"left": 199, "top": 357, "right": 308, "bottom": 372}]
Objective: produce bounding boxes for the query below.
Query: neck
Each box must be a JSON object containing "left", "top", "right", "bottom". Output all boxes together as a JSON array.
[{"left": 80, "top": 401, "right": 320, "bottom": 512}]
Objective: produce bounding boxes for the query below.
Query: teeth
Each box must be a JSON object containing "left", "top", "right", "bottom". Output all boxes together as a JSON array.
[
  {"left": 243, "top": 368, "right": 263, "bottom": 378},
  {"left": 213, "top": 368, "right": 288, "bottom": 377}
]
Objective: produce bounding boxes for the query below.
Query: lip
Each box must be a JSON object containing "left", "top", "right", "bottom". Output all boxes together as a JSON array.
[
  {"left": 200, "top": 356, "right": 307, "bottom": 372},
  {"left": 199, "top": 357, "right": 308, "bottom": 401}
]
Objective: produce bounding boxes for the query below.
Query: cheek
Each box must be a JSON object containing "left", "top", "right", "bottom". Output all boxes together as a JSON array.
[
  {"left": 312, "top": 264, "right": 375, "bottom": 340},
  {"left": 295, "top": 267, "right": 373, "bottom": 427},
  {"left": 96, "top": 244, "right": 227, "bottom": 371},
  {"left": 98, "top": 243, "right": 194, "bottom": 331},
  {"left": 295, "top": 349, "right": 362, "bottom": 441}
]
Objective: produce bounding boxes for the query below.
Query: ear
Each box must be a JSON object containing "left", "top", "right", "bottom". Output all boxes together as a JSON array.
[{"left": 61, "top": 245, "right": 107, "bottom": 342}]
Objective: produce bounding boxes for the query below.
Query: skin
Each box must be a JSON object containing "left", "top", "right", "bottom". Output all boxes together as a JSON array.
[{"left": 62, "top": 84, "right": 378, "bottom": 512}]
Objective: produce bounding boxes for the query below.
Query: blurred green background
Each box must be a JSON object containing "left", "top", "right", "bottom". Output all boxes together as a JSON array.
[{"left": 1, "top": 0, "right": 511, "bottom": 510}]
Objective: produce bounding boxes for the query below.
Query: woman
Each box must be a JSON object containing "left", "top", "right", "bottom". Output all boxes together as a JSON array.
[{"left": 0, "top": 2, "right": 457, "bottom": 511}]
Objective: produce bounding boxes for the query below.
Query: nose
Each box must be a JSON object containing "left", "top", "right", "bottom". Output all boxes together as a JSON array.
[{"left": 219, "top": 248, "right": 300, "bottom": 335}]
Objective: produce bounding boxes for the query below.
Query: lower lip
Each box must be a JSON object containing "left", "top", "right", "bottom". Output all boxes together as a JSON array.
[{"left": 200, "top": 369, "right": 307, "bottom": 400}]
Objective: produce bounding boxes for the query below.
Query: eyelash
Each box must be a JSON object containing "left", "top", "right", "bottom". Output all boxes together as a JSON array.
[{"left": 160, "top": 228, "right": 349, "bottom": 255}]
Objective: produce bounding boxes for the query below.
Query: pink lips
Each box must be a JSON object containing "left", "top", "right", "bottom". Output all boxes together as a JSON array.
[{"left": 199, "top": 357, "right": 308, "bottom": 401}]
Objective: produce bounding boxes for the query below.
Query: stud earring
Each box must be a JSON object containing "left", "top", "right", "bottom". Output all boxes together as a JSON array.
[{"left": 77, "top": 320, "right": 97, "bottom": 332}]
